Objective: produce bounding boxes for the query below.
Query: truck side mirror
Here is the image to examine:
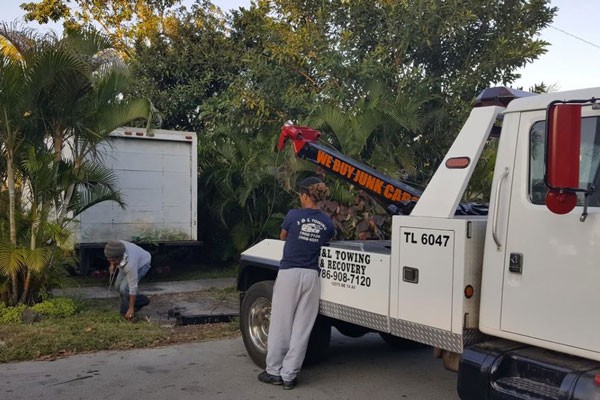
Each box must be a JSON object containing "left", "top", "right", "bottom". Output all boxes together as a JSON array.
[{"left": 545, "top": 103, "right": 581, "bottom": 215}]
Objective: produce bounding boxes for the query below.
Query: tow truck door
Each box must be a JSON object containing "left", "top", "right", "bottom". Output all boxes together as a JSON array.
[{"left": 500, "top": 109, "right": 600, "bottom": 353}]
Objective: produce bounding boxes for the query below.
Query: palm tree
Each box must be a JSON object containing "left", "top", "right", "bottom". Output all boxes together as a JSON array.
[
  {"left": 0, "top": 26, "right": 34, "bottom": 304},
  {"left": 21, "top": 27, "right": 153, "bottom": 225},
  {"left": 18, "top": 145, "right": 55, "bottom": 303},
  {"left": 295, "top": 80, "right": 429, "bottom": 239},
  {"left": 0, "top": 25, "right": 153, "bottom": 304},
  {"left": 307, "top": 80, "right": 427, "bottom": 178},
  {"left": 198, "top": 127, "right": 296, "bottom": 257}
]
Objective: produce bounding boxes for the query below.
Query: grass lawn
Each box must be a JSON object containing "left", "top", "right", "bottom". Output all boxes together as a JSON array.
[
  {"left": 0, "top": 295, "right": 240, "bottom": 363},
  {"left": 1, "top": 258, "right": 241, "bottom": 363}
]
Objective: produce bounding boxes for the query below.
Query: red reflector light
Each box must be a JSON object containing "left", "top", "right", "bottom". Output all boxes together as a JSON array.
[
  {"left": 124, "top": 131, "right": 132, "bottom": 135},
  {"left": 546, "top": 189, "right": 577, "bottom": 215},
  {"left": 185, "top": 135, "right": 193, "bottom": 140},
  {"left": 446, "top": 157, "right": 470, "bottom": 169},
  {"left": 135, "top": 132, "right": 144, "bottom": 136},
  {"left": 595, "top": 374, "right": 600, "bottom": 386}
]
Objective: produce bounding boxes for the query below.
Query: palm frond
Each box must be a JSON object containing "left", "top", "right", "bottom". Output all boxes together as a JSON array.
[
  {"left": 0, "top": 241, "right": 26, "bottom": 276},
  {"left": 62, "top": 26, "right": 115, "bottom": 59},
  {"left": 0, "top": 23, "right": 39, "bottom": 61},
  {"left": 94, "top": 98, "right": 153, "bottom": 135},
  {"left": 24, "top": 246, "right": 52, "bottom": 273},
  {"left": 69, "top": 185, "right": 125, "bottom": 216}
]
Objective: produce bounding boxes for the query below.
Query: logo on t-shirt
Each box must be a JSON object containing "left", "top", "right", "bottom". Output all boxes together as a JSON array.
[{"left": 297, "top": 218, "right": 328, "bottom": 243}]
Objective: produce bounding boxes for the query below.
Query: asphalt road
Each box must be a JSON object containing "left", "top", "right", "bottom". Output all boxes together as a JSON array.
[{"left": 2, "top": 331, "right": 460, "bottom": 400}]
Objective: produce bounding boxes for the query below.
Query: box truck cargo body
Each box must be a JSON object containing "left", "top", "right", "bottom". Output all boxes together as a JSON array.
[{"left": 75, "top": 127, "right": 198, "bottom": 273}]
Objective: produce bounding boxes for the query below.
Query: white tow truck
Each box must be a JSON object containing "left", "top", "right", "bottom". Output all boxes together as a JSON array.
[{"left": 237, "top": 87, "right": 600, "bottom": 400}]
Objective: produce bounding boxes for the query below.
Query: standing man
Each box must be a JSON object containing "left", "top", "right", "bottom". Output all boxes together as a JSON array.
[
  {"left": 258, "top": 177, "right": 335, "bottom": 390},
  {"left": 104, "top": 240, "right": 152, "bottom": 320}
]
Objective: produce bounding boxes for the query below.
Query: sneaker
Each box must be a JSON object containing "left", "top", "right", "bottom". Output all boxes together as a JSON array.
[
  {"left": 134, "top": 304, "right": 147, "bottom": 312},
  {"left": 258, "top": 371, "right": 283, "bottom": 385},
  {"left": 283, "top": 378, "right": 297, "bottom": 390},
  {"left": 134, "top": 296, "right": 151, "bottom": 312}
]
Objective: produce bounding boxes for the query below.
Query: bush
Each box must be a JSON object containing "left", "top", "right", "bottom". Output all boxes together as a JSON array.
[
  {"left": 0, "top": 304, "right": 27, "bottom": 324},
  {"left": 31, "top": 297, "right": 77, "bottom": 318}
]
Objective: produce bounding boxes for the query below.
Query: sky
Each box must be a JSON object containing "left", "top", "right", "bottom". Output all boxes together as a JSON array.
[{"left": 2, "top": 0, "right": 599, "bottom": 91}]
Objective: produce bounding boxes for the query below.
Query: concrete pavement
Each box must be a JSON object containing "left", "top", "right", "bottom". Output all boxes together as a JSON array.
[{"left": 1, "top": 333, "right": 460, "bottom": 400}]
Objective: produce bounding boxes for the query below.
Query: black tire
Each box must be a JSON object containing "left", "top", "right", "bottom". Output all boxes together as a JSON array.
[
  {"left": 240, "top": 280, "right": 332, "bottom": 368},
  {"left": 379, "top": 332, "right": 427, "bottom": 350},
  {"left": 334, "top": 320, "right": 370, "bottom": 338},
  {"left": 304, "top": 315, "right": 331, "bottom": 365},
  {"left": 240, "top": 280, "right": 274, "bottom": 369}
]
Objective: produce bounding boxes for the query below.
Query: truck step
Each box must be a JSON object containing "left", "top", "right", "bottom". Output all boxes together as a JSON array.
[
  {"left": 458, "top": 339, "right": 600, "bottom": 400},
  {"left": 495, "top": 377, "right": 560, "bottom": 399}
]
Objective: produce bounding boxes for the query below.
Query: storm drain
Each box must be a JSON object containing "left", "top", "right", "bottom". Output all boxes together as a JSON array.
[{"left": 167, "top": 309, "right": 238, "bottom": 326}]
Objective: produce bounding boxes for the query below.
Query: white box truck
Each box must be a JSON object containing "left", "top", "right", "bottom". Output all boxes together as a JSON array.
[
  {"left": 75, "top": 127, "right": 198, "bottom": 274},
  {"left": 238, "top": 87, "right": 600, "bottom": 399}
]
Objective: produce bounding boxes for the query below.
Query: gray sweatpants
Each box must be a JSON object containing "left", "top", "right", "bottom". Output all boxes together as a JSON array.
[{"left": 266, "top": 268, "right": 320, "bottom": 382}]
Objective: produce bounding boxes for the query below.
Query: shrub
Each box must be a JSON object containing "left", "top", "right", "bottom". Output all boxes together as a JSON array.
[
  {"left": 31, "top": 297, "right": 77, "bottom": 318},
  {"left": 0, "top": 304, "right": 27, "bottom": 324}
]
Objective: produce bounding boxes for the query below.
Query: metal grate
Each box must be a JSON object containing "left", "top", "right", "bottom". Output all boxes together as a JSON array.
[{"left": 496, "top": 377, "right": 560, "bottom": 400}]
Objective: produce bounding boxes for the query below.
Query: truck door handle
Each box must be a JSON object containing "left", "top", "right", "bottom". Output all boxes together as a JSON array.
[{"left": 492, "top": 168, "right": 509, "bottom": 250}]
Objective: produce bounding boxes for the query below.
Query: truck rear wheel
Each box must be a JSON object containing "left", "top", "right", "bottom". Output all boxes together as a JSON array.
[
  {"left": 240, "top": 280, "right": 274, "bottom": 369},
  {"left": 304, "top": 315, "right": 331, "bottom": 365},
  {"left": 240, "top": 280, "right": 332, "bottom": 368}
]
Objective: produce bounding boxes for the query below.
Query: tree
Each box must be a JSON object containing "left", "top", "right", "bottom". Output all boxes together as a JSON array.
[
  {"left": 21, "top": 0, "right": 188, "bottom": 53},
  {"left": 0, "top": 24, "right": 36, "bottom": 304},
  {"left": 201, "top": 0, "right": 555, "bottom": 251},
  {"left": 21, "top": 0, "right": 556, "bottom": 257},
  {"left": 0, "top": 25, "right": 153, "bottom": 305},
  {"left": 128, "top": 1, "right": 238, "bottom": 132}
]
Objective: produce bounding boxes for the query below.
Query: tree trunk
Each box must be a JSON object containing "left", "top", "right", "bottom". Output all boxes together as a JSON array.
[
  {"left": 6, "top": 152, "right": 20, "bottom": 305},
  {"left": 53, "top": 130, "right": 63, "bottom": 161},
  {"left": 20, "top": 269, "right": 32, "bottom": 305},
  {"left": 20, "top": 208, "right": 37, "bottom": 304}
]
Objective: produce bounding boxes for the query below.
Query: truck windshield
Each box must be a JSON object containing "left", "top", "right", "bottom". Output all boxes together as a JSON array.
[{"left": 529, "top": 117, "right": 600, "bottom": 206}]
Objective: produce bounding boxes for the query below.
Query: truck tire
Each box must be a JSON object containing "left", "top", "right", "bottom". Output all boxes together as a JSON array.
[
  {"left": 334, "top": 320, "right": 370, "bottom": 338},
  {"left": 240, "top": 280, "right": 274, "bottom": 369},
  {"left": 240, "top": 280, "right": 332, "bottom": 368},
  {"left": 304, "top": 315, "right": 331, "bottom": 365},
  {"left": 379, "top": 332, "right": 427, "bottom": 350}
]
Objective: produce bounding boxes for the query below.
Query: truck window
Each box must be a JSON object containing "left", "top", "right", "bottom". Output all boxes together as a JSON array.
[{"left": 529, "top": 117, "right": 600, "bottom": 206}]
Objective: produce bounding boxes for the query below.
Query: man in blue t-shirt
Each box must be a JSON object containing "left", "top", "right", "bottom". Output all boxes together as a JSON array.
[{"left": 258, "top": 177, "right": 335, "bottom": 390}]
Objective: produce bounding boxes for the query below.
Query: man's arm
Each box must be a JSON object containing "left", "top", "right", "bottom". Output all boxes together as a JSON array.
[
  {"left": 124, "top": 265, "right": 139, "bottom": 319},
  {"left": 125, "top": 295, "right": 136, "bottom": 319},
  {"left": 280, "top": 229, "right": 288, "bottom": 240}
]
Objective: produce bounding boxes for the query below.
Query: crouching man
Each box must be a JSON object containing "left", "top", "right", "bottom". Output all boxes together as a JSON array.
[{"left": 104, "top": 240, "right": 152, "bottom": 320}]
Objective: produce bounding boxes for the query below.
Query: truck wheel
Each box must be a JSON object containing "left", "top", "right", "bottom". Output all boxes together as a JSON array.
[
  {"left": 334, "top": 320, "right": 370, "bottom": 338},
  {"left": 240, "top": 280, "right": 332, "bottom": 368},
  {"left": 304, "top": 315, "right": 331, "bottom": 365},
  {"left": 379, "top": 332, "right": 427, "bottom": 350},
  {"left": 240, "top": 280, "right": 274, "bottom": 369}
]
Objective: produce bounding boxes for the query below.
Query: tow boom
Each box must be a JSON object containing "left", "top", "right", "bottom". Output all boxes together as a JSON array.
[{"left": 278, "top": 124, "right": 422, "bottom": 215}]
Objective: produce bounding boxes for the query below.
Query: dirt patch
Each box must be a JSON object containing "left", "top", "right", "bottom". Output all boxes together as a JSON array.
[
  {"left": 160, "top": 321, "right": 241, "bottom": 344},
  {"left": 139, "top": 289, "right": 238, "bottom": 322},
  {"left": 136, "top": 289, "right": 241, "bottom": 346}
]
